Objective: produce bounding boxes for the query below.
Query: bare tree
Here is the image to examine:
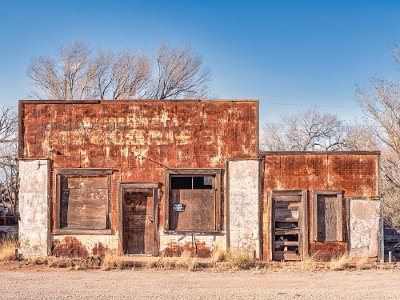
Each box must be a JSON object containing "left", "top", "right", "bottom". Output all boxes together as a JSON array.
[
  {"left": 92, "top": 50, "right": 150, "bottom": 100},
  {"left": 261, "top": 108, "right": 347, "bottom": 151},
  {"left": 27, "top": 40, "right": 210, "bottom": 100},
  {"left": 28, "top": 40, "right": 96, "bottom": 100},
  {"left": 150, "top": 42, "right": 210, "bottom": 99},
  {"left": 0, "top": 106, "right": 18, "bottom": 212},
  {"left": 356, "top": 50, "right": 400, "bottom": 228}
]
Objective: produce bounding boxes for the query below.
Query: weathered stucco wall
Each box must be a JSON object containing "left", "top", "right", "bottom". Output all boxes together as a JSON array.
[
  {"left": 349, "top": 199, "right": 381, "bottom": 258},
  {"left": 227, "top": 159, "right": 260, "bottom": 258},
  {"left": 20, "top": 100, "right": 258, "bottom": 256},
  {"left": 262, "top": 152, "right": 380, "bottom": 261},
  {"left": 18, "top": 159, "right": 50, "bottom": 257}
]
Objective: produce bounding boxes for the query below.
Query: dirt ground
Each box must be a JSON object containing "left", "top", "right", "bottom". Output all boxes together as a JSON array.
[{"left": 1, "top": 268, "right": 400, "bottom": 299}]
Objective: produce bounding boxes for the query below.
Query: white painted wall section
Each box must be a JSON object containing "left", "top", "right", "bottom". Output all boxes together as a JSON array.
[
  {"left": 228, "top": 159, "right": 261, "bottom": 258},
  {"left": 18, "top": 159, "right": 51, "bottom": 257},
  {"left": 349, "top": 199, "right": 381, "bottom": 258}
]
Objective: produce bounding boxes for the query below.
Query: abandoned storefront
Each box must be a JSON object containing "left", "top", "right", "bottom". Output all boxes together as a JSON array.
[
  {"left": 17, "top": 100, "right": 260, "bottom": 258},
  {"left": 262, "top": 152, "right": 381, "bottom": 261},
  {"left": 17, "top": 99, "right": 381, "bottom": 261}
]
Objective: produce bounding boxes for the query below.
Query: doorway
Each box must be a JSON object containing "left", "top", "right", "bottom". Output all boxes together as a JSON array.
[
  {"left": 119, "top": 183, "right": 158, "bottom": 255},
  {"left": 268, "top": 190, "right": 308, "bottom": 261}
]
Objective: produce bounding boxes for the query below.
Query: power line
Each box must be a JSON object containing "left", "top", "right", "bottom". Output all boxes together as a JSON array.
[{"left": 259, "top": 100, "right": 358, "bottom": 108}]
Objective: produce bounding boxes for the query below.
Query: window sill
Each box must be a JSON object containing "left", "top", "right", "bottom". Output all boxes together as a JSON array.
[{"left": 53, "top": 229, "right": 113, "bottom": 235}]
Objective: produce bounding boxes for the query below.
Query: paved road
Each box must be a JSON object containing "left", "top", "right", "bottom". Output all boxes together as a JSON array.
[{"left": 1, "top": 269, "right": 399, "bottom": 299}]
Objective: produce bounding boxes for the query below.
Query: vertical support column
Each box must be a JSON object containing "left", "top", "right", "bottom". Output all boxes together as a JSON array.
[
  {"left": 18, "top": 159, "right": 51, "bottom": 257},
  {"left": 227, "top": 159, "right": 261, "bottom": 258}
]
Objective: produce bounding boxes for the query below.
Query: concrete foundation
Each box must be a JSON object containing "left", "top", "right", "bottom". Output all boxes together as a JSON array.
[
  {"left": 349, "top": 199, "right": 381, "bottom": 258},
  {"left": 18, "top": 159, "right": 50, "bottom": 257},
  {"left": 227, "top": 159, "right": 261, "bottom": 258}
]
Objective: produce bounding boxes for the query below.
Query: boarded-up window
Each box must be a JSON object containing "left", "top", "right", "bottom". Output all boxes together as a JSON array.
[
  {"left": 312, "top": 191, "right": 343, "bottom": 242},
  {"left": 56, "top": 169, "right": 111, "bottom": 231},
  {"left": 165, "top": 170, "right": 221, "bottom": 232}
]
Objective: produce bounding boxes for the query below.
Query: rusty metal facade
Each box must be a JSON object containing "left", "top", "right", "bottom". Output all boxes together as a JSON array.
[
  {"left": 262, "top": 152, "right": 380, "bottom": 261},
  {"left": 19, "top": 100, "right": 259, "bottom": 257}
]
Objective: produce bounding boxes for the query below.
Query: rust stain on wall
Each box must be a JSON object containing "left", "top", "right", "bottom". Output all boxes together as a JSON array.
[
  {"left": 92, "top": 242, "right": 108, "bottom": 257},
  {"left": 161, "top": 241, "right": 212, "bottom": 258},
  {"left": 52, "top": 237, "right": 89, "bottom": 258}
]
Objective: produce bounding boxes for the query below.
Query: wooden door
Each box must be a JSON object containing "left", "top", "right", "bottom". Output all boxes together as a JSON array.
[{"left": 122, "top": 188, "right": 155, "bottom": 254}]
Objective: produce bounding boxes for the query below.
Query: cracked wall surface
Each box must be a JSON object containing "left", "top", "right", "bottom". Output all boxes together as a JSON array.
[
  {"left": 18, "top": 159, "right": 50, "bottom": 257},
  {"left": 349, "top": 199, "right": 381, "bottom": 258},
  {"left": 228, "top": 160, "right": 260, "bottom": 258}
]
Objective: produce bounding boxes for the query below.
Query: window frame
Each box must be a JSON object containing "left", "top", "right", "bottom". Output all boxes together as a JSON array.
[
  {"left": 164, "top": 168, "right": 222, "bottom": 233},
  {"left": 54, "top": 168, "right": 113, "bottom": 235},
  {"left": 312, "top": 190, "right": 343, "bottom": 242}
]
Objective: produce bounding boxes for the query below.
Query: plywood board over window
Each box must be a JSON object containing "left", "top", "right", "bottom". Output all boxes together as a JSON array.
[
  {"left": 312, "top": 190, "right": 343, "bottom": 242},
  {"left": 55, "top": 169, "right": 113, "bottom": 235},
  {"left": 164, "top": 169, "right": 222, "bottom": 233}
]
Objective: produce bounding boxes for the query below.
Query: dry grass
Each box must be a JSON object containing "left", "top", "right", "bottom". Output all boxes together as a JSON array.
[
  {"left": 212, "top": 249, "right": 227, "bottom": 263},
  {"left": 329, "top": 255, "right": 349, "bottom": 271},
  {"left": 355, "top": 257, "right": 369, "bottom": 270},
  {"left": 176, "top": 250, "right": 198, "bottom": 271},
  {"left": 0, "top": 238, "right": 18, "bottom": 261},
  {"left": 101, "top": 252, "right": 124, "bottom": 270},
  {"left": 226, "top": 250, "right": 255, "bottom": 270},
  {"left": 298, "top": 254, "right": 321, "bottom": 271}
]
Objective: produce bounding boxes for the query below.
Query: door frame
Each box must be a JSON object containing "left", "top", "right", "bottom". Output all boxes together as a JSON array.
[
  {"left": 118, "top": 182, "right": 159, "bottom": 256},
  {"left": 267, "top": 190, "right": 308, "bottom": 261}
]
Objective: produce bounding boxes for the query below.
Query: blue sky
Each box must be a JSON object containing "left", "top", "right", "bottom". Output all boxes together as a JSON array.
[{"left": 0, "top": 0, "right": 400, "bottom": 125}]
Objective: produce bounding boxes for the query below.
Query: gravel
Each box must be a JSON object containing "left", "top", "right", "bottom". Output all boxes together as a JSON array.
[{"left": 1, "top": 268, "right": 399, "bottom": 299}]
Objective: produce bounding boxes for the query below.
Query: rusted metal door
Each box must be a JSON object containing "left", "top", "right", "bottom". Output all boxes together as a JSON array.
[{"left": 121, "top": 186, "right": 157, "bottom": 255}]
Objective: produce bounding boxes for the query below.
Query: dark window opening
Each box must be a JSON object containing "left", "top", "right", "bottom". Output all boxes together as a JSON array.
[
  {"left": 193, "top": 176, "right": 213, "bottom": 189},
  {"left": 171, "top": 177, "right": 192, "bottom": 189}
]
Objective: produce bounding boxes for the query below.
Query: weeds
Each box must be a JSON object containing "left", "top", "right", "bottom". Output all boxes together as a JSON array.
[
  {"left": 212, "top": 249, "right": 227, "bottom": 263},
  {"left": 226, "top": 250, "right": 255, "bottom": 270},
  {"left": 329, "top": 255, "right": 349, "bottom": 271},
  {"left": 101, "top": 252, "right": 124, "bottom": 270},
  {"left": 176, "top": 250, "right": 197, "bottom": 271},
  {"left": 0, "top": 238, "right": 18, "bottom": 261}
]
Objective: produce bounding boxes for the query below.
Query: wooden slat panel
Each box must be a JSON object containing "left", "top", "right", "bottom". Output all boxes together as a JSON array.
[
  {"left": 169, "top": 189, "right": 215, "bottom": 231},
  {"left": 317, "top": 195, "right": 338, "bottom": 242},
  {"left": 274, "top": 202, "right": 299, "bottom": 209},
  {"left": 275, "top": 209, "right": 299, "bottom": 219},
  {"left": 273, "top": 251, "right": 301, "bottom": 261},
  {"left": 62, "top": 188, "right": 107, "bottom": 229},
  {"left": 272, "top": 195, "right": 302, "bottom": 202},
  {"left": 65, "top": 176, "right": 108, "bottom": 189}
]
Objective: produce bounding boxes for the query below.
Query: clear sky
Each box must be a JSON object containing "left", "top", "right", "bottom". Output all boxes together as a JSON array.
[{"left": 0, "top": 0, "right": 400, "bottom": 125}]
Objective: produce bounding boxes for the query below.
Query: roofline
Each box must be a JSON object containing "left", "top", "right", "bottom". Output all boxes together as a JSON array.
[
  {"left": 18, "top": 99, "right": 259, "bottom": 104},
  {"left": 261, "top": 151, "right": 381, "bottom": 156}
]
